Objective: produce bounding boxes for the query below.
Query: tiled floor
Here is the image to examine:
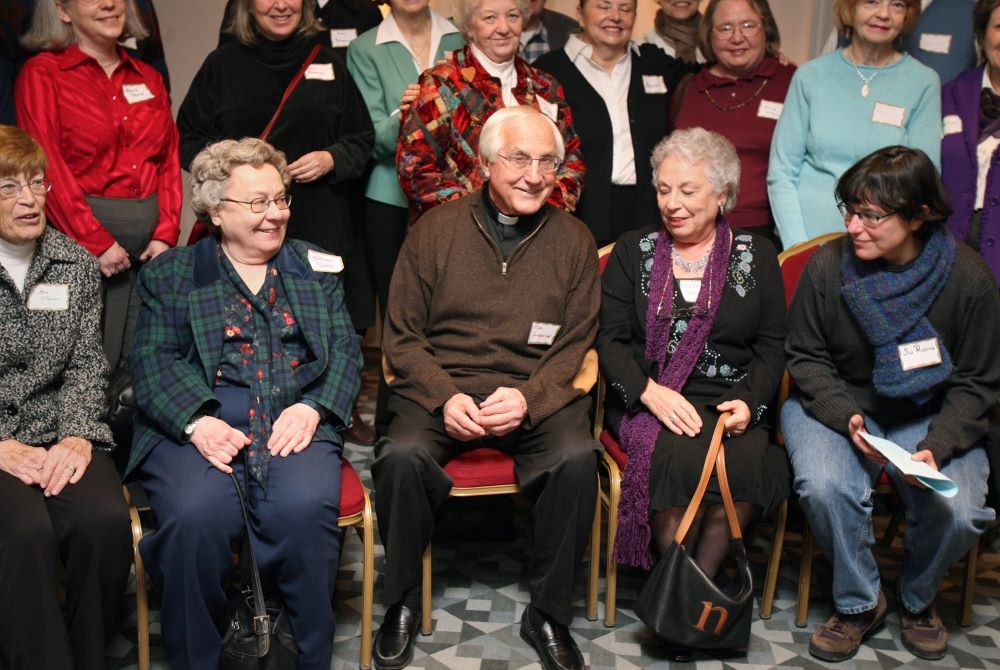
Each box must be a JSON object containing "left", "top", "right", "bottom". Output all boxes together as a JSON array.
[{"left": 108, "top": 361, "right": 1000, "bottom": 670}]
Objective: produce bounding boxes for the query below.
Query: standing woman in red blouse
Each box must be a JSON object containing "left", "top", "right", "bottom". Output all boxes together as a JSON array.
[{"left": 16, "top": 0, "right": 181, "bottom": 371}]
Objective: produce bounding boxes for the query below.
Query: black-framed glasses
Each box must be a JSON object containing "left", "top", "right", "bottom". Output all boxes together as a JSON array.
[
  {"left": 712, "top": 21, "right": 762, "bottom": 37},
  {"left": 0, "top": 178, "right": 52, "bottom": 200},
  {"left": 496, "top": 153, "right": 562, "bottom": 173},
  {"left": 657, "top": 303, "right": 709, "bottom": 321},
  {"left": 838, "top": 203, "right": 896, "bottom": 228},
  {"left": 220, "top": 194, "right": 292, "bottom": 214}
]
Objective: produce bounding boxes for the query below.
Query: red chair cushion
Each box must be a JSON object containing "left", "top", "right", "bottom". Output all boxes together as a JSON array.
[
  {"left": 339, "top": 458, "right": 366, "bottom": 518},
  {"left": 780, "top": 246, "right": 821, "bottom": 307},
  {"left": 876, "top": 470, "right": 892, "bottom": 487},
  {"left": 443, "top": 448, "right": 517, "bottom": 488},
  {"left": 598, "top": 250, "right": 613, "bottom": 276},
  {"left": 599, "top": 429, "right": 628, "bottom": 469}
]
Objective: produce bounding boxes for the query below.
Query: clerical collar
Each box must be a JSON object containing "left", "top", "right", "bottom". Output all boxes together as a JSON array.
[{"left": 483, "top": 185, "right": 519, "bottom": 225}]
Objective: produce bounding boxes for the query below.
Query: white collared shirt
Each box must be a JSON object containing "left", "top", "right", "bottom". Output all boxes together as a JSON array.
[
  {"left": 470, "top": 43, "right": 519, "bottom": 107},
  {"left": 978, "top": 67, "right": 1000, "bottom": 210},
  {"left": 375, "top": 9, "right": 460, "bottom": 73},
  {"left": 565, "top": 34, "right": 637, "bottom": 185}
]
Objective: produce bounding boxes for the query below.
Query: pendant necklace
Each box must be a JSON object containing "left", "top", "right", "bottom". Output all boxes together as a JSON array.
[{"left": 847, "top": 46, "right": 891, "bottom": 98}]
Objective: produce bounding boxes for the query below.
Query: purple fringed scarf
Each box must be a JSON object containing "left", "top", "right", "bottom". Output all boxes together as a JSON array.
[{"left": 614, "top": 218, "right": 732, "bottom": 570}]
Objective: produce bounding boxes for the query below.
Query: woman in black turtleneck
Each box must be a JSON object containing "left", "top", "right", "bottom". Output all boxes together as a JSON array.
[{"left": 177, "top": 0, "right": 375, "bottom": 440}]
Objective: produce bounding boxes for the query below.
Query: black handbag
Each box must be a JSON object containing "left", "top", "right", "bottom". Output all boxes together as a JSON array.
[
  {"left": 221, "top": 470, "right": 299, "bottom": 670},
  {"left": 633, "top": 413, "right": 754, "bottom": 651}
]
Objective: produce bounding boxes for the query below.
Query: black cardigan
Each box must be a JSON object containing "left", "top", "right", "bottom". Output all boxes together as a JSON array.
[{"left": 534, "top": 44, "right": 697, "bottom": 244}]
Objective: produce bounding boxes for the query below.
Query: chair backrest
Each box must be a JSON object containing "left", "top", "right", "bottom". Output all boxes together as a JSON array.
[
  {"left": 598, "top": 242, "right": 615, "bottom": 276},
  {"left": 777, "top": 232, "right": 845, "bottom": 307},
  {"left": 594, "top": 243, "right": 616, "bottom": 438}
]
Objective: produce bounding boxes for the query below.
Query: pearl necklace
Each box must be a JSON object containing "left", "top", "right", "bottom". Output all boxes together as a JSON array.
[
  {"left": 846, "top": 46, "right": 893, "bottom": 98},
  {"left": 672, "top": 246, "right": 710, "bottom": 273}
]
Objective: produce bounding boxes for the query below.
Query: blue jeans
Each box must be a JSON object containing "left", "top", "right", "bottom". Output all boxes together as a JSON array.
[{"left": 782, "top": 394, "right": 994, "bottom": 614}]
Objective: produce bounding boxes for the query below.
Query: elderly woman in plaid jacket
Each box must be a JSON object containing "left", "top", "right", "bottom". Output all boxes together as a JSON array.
[{"left": 128, "top": 138, "right": 363, "bottom": 670}]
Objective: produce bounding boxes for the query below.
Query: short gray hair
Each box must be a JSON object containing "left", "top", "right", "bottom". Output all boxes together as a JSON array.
[
  {"left": 21, "top": 0, "right": 149, "bottom": 52},
  {"left": 223, "top": 0, "right": 324, "bottom": 46},
  {"left": 452, "top": 0, "right": 530, "bottom": 40},
  {"left": 650, "top": 127, "right": 741, "bottom": 212},
  {"left": 479, "top": 106, "right": 564, "bottom": 165},
  {"left": 190, "top": 138, "right": 290, "bottom": 216}
]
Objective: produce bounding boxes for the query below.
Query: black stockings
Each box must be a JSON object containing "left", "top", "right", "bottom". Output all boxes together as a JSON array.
[{"left": 650, "top": 502, "right": 756, "bottom": 579}]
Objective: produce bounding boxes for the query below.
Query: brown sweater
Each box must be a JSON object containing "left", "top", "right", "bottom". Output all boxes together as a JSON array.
[{"left": 384, "top": 190, "right": 600, "bottom": 424}]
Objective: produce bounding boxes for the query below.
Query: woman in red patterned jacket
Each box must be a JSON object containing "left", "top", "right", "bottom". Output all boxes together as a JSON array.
[{"left": 396, "top": 0, "right": 585, "bottom": 222}]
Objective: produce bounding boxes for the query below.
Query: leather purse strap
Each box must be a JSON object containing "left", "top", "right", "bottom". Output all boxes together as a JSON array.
[
  {"left": 673, "top": 411, "right": 743, "bottom": 545},
  {"left": 229, "top": 470, "right": 273, "bottom": 654},
  {"left": 260, "top": 44, "right": 323, "bottom": 142}
]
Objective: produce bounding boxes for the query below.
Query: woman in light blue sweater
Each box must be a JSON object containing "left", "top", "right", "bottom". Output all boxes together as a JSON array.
[{"left": 767, "top": 0, "right": 941, "bottom": 249}]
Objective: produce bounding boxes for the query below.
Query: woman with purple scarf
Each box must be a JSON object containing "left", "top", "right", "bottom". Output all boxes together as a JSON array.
[
  {"left": 784, "top": 146, "right": 1000, "bottom": 663},
  {"left": 596, "top": 127, "right": 789, "bottom": 651}
]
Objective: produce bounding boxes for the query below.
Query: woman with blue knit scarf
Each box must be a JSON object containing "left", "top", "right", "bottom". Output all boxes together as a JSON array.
[{"left": 784, "top": 145, "right": 1000, "bottom": 664}]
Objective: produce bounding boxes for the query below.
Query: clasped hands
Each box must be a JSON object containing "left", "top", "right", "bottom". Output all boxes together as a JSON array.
[
  {"left": 443, "top": 388, "right": 527, "bottom": 441},
  {"left": 640, "top": 378, "right": 750, "bottom": 437},
  {"left": 0, "top": 436, "right": 92, "bottom": 496},
  {"left": 190, "top": 403, "right": 321, "bottom": 473},
  {"left": 848, "top": 413, "right": 938, "bottom": 489}
]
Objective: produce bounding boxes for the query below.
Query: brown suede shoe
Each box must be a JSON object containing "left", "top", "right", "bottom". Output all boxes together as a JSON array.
[
  {"left": 809, "top": 590, "right": 888, "bottom": 662},
  {"left": 898, "top": 597, "right": 947, "bottom": 660}
]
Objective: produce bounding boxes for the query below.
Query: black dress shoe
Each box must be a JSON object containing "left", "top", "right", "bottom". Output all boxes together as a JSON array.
[
  {"left": 519, "top": 606, "right": 585, "bottom": 670},
  {"left": 373, "top": 603, "right": 420, "bottom": 670}
]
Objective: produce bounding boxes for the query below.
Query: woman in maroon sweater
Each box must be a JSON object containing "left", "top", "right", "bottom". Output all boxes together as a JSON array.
[{"left": 672, "top": 0, "right": 794, "bottom": 248}]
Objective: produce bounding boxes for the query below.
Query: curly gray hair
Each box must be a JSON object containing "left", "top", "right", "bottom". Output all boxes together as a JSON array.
[
  {"left": 452, "top": 0, "right": 531, "bottom": 41},
  {"left": 189, "top": 138, "right": 290, "bottom": 216},
  {"left": 650, "top": 127, "right": 741, "bottom": 212}
]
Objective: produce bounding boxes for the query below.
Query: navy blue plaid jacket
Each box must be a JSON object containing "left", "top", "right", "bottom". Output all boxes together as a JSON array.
[{"left": 126, "top": 236, "right": 362, "bottom": 476}]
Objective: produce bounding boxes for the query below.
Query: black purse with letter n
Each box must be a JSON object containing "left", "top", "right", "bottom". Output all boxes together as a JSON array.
[
  {"left": 221, "top": 469, "right": 298, "bottom": 670},
  {"left": 634, "top": 413, "right": 753, "bottom": 650}
]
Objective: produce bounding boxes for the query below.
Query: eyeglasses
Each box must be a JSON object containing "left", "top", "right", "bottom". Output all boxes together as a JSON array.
[
  {"left": 657, "top": 304, "right": 709, "bottom": 321},
  {"left": 496, "top": 153, "right": 562, "bottom": 173},
  {"left": 220, "top": 194, "right": 292, "bottom": 213},
  {"left": 712, "top": 21, "right": 762, "bottom": 37},
  {"left": 838, "top": 203, "right": 896, "bottom": 228},
  {"left": 0, "top": 178, "right": 52, "bottom": 200}
]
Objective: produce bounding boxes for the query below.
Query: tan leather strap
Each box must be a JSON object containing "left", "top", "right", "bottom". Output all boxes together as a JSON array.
[
  {"left": 260, "top": 44, "right": 322, "bottom": 142},
  {"left": 715, "top": 437, "right": 743, "bottom": 540},
  {"left": 674, "top": 412, "right": 740, "bottom": 545}
]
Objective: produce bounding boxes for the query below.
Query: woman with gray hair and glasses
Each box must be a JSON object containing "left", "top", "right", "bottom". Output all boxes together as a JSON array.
[
  {"left": 128, "top": 137, "right": 363, "bottom": 670},
  {"left": 596, "top": 127, "right": 789, "bottom": 658}
]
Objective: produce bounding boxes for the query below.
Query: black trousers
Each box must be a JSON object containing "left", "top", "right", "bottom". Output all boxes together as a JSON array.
[
  {"left": 372, "top": 394, "right": 599, "bottom": 625},
  {"left": 0, "top": 452, "right": 131, "bottom": 670},
  {"left": 364, "top": 199, "right": 409, "bottom": 436}
]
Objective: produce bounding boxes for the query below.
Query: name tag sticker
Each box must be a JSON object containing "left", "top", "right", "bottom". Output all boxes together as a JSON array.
[
  {"left": 919, "top": 32, "right": 952, "bottom": 55},
  {"left": 305, "top": 63, "right": 335, "bottom": 81},
  {"left": 943, "top": 114, "right": 963, "bottom": 136},
  {"left": 122, "top": 83, "right": 155, "bottom": 104},
  {"left": 757, "top": 99, "right": 784, "bottom": 120},
  {"left": 642, "top": 75, "right": 667, "bottom": 94},
  {"left": 528, "top": 321, "right": 561, "bottom": 346},
  {"left": 329, "top": 29, "right": 358, "bottom": 48},
  {"left": 678, "top": 279, "right": 702, "bottom": 304},
  {"left": 535, "top": 96, "right": 558, "bottom": 122},
  {"left": 872, "top": 101, "right": 906, "bottom": 128},
  {"left": 27, "top": 283, "right": 69, "bottom": 311},
  {"left": 898, "top": 337, "right": 943, "bottom": 371},
  {"left": 318, "top": 0, "right": 329, "bottom": 6},
  {"left": 307, "top": 249, "right": 344, "bottom": 273},
  {"left": 119, "top": 36, "right": 138, "bottom": 50}
]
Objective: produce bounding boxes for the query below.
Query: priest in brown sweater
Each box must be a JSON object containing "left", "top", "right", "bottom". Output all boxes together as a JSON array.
[{"left": 372, "top": 106, "right": 600, "bottom": 670}]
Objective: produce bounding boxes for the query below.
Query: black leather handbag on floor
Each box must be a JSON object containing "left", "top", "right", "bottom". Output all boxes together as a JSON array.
[
  {"left": 221, "top": 470, "right": 298, "bottom": 670},
  {"left": 634, "top": 412, "right": 754, "bottom": 651}
]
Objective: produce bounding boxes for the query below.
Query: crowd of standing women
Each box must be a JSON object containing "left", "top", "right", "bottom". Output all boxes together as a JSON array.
[{"left": 1, "top": 0, "right": 999, "bottom": 669}]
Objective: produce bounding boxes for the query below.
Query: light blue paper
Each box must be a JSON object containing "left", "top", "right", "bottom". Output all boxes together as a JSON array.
[{"left": 857, "top": 430, "right": 958, "bottom": 498}]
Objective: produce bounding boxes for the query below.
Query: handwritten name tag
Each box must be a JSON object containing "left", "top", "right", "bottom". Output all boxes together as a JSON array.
[
  {"left": 898, "top": 337, "right": 942, "bottom": 371},
  {"left": 122, "top": 83, "right": 155, "bottom": 104},
  {"left": 757, "top": 99, "right": 783, "bottom": 120},
  {"left": 307, "top": 249, "right": 344, "bottom": 273},
  {"left": 943, "top": 114, "right": 963, "bottom": 136},
  {"left": 318, "top": 0, "right": 329, "bottom": 7},
  {"left": 329, "top": 29, "right": 357, "bottom": 48},
  {"left": 678, "top": 279, "right": 702, "bottom": 304},
  {"left": 305, "top": 63, "right": 335, "bottom": 81},
  {"left": 535, "top": 96, "right": 558, "bottom": 122},
  {"left": 919, "top": 33, "right": 952, "bottom": 55},
  {"left": 27, "top": 283, "right": 69, "bottom": 311},
  {"left": 528, "top": 321, "right": 561, "bottom": 346},
  {"left": 872, "top": 102, "right": 905, "bottom": 128},
  {"left": 642, "top": 75, "right": 667, "bottom": 94}
]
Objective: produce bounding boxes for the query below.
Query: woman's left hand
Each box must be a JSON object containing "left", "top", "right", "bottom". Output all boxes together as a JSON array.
[
  {"left": 139, "top": 239, "right": 171, "bottom": 262},
  {"left": 716, "top": 399, "right": 751, "bottom": 437},
  {"left": 288, "top": 151, "right": 335, "bottom": 183},
  {"left": 39, "top": 436, "right": 92, "bottom": 497},
  {"left": 268, "top": 403, "right": 321, "bottom": 457}
]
